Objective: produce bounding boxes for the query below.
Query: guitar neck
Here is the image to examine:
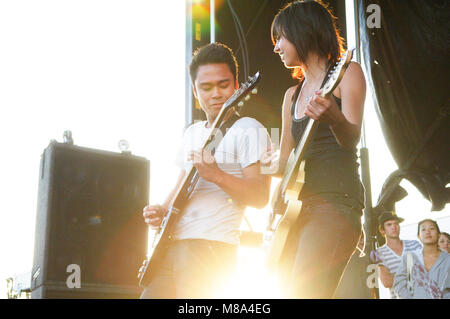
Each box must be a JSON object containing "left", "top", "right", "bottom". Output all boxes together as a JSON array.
[
  {"left": 171, "top": 166, "right": 199, "bottom": 210},
  {"left": 169, "top": 110, "right": 236, "bottom": 211},
  {"left": 291, "top": 89, "right": 333, "bottom": 160},
  {"left": 166, "top": 71, "right": 261, "bottom": 213},
  {"left": 294, "top": 118, "right": 319, "bottom": 161},
  {"left": 279, "top": 88, "right": 336, "bottom": 192}
]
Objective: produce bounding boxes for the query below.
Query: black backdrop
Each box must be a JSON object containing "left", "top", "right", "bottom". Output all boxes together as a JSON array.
[
  {"left": 359, "top": 0, "right": 449, "bottom": 213},
  {"left": 187, "top": 0, "right": 347, "bottom": 131},
  {"left": 187, "top": 0, "right": 449, "bottom": 213}
]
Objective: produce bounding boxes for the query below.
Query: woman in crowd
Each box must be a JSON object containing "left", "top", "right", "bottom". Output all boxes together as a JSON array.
[
  {"left": 438, "top": 232, "right": 450, "bottom": 253},
  {"left": 394, "top": 219, "right": 450, "bottom": 299}
]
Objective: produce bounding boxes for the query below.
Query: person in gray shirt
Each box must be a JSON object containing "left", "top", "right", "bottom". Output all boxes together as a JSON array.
[{"left": 394, "top": 219, "right": 450, "bottom": 299}]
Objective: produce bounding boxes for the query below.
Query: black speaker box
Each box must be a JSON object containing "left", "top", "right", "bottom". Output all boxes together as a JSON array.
[{"left": 31, "top": 142, "right": 149, "bottom": 298}]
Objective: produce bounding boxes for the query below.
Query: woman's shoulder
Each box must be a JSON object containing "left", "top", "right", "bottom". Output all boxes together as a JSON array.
[
  {"left": 334, "top": 61, "right": 366, "bottom": 100},
  {"left": 340, "top": 61, "right": 365, "bottom": 86},
  {"left": 282, "top": 84, "right": 300, "bottom": 109},
  {"left": 441, "top": 251, "right": 450, "bottom": 260},
  {"left": 284, "top": 85, "right": 299, "bottom": 100}
]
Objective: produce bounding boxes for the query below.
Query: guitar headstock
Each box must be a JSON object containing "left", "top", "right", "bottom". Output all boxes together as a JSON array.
[
  {"left": 222, "top": 71, "right": 261, "bottom": 113},
  {"left": 321, "top": 49, "right": 354, "bottom": 98}
]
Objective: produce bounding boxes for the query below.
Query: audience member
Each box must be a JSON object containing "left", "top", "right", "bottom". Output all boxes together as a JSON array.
[
  {"left": 393, "top": 219, "right": 450, "bottom": 299},
  {"left": 374, "top": 211, "right": 422, "bottom": 299},
  {"left": 438, "top": 232, "right": 450, "bottom": 253}
]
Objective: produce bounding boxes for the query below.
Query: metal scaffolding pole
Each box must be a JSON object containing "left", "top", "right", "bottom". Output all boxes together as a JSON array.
[{"left": 351, "top": 0, "right": 379, "bottom": 298}]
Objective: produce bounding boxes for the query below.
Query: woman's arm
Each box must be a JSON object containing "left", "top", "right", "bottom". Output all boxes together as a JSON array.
[
  {"left": 259, "top": 86, "right": 297, "bottom": 177},
  {"left": 331, "top": 62, "right": 366, "bottom": 149},
  {"left": 305, "top": 62, "right": 366, "bottom": 150},
  {"left": 274, "top": 86, "right": 297, "bottom": 177}
]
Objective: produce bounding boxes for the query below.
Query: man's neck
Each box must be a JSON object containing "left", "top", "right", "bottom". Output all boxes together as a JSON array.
[
  {"left": 205, "top": 109, "right": 235, "bottom": 128},
  {"left": 205, "top": 114, "right": 217, "bottom": 128},
  {"left": 386, "top": 237, "right": 403, "bottom": 249}
]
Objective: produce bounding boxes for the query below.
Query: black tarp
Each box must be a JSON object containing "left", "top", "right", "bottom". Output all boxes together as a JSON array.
[{"left": 358, "top": 0, "right": 450, "bottom": 212}]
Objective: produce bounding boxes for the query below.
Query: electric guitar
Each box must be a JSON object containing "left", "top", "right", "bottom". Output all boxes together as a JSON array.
[
  {"left": 138, "top": 72, "right": 261, "bottom": 287},
  {"left": 265, "top": 50, "right": 354, "bottom": 270}
]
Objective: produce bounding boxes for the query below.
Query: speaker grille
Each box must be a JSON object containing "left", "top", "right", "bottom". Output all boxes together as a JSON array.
[{"left": 31, "top": 142, "right": 149, "bottom": 297}]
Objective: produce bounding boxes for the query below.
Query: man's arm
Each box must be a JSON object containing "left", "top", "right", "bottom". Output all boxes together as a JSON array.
[
  {"left": 143, "top": 169, "right": 186, "bottom": 228},
  {"left": 189, "top": 150, "right": 270, "bottom": 209},
  {"left": 213, "top": 162, "right": 270, "bottom": 209},
  {"left": 378, "top": 264, "right": 395, "bottom": 289}
]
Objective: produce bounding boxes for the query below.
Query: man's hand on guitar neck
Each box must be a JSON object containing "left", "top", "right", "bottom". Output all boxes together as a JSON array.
[
  {"left": 188, "top": 149, "right": 222, "bottom": 184},
  {"left": 141, "top": 170, "right": 185, "bottom": 229},
  {"left": 143, "top": 205, "right": 168, "bottom": 230},
  {"left": 260, "top": 143, "right": 280, "bottom": 176},
  {"left": 188, "top": 148, "right": 270, "bottom": 209}
]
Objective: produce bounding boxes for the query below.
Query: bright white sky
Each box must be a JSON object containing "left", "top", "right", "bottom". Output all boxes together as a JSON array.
[{"left": 0, "top": 0, "right": 447, "bottom": 299}]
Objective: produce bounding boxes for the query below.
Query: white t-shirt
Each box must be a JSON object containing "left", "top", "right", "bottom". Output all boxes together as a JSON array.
[
  {"left": 173, "top": 117, "right": 270, "bottom": 245},
  {"left": 376, "top": 239, "right": 422, "bottom": 298}
]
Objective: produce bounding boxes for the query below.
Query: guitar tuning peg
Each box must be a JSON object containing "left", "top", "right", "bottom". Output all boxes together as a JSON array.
[
  {"left": 251, "top": 88, "right": 258, "bottom": 94},
  {"left": 245, "top": 94, "right": 251, "bottom": 101},
  {"left": 238, "top": 101, "right": 244, "bottom": 107}
]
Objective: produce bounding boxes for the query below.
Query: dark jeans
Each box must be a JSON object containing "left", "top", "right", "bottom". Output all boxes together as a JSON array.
[
  {"left": 278, "top": 200, "right": 362, "bottom": 298},
  {"left": 140, "top": 239, "right": 237, "bottom": 299}
]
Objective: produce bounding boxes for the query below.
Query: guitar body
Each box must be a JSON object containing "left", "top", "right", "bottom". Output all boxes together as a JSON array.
[
  {"left": 266, "top": 157, "right": 306, "bottom": 270},
  {"left": 138, "top": 164, "right": 199, "bottom": 287},
  {"left": 138, "top": 205, "right": 179, "bottom": 287},
  {"left": 265, "top": 49, "right": 354, "bottom": 270}
]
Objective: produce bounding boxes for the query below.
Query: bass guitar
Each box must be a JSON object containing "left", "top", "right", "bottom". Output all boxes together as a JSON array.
[
  {"left": 265, "top": 50, "right": 354, "bottom": 270},
  {"left": 138, "top": 72, "right": 261, "bottom": 287}
]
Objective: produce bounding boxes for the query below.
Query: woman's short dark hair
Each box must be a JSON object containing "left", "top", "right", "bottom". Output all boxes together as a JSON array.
[
  {"left": 440, "top": 232, "right": 450, "bottom": 241},
  {"left": 271, "top": 0, "right": 345, "bottom": 80},
  {"left": 417, "top": 219, "right": 441, "bottom": 236},
  {"left": 189, "top": 42, "right": 238, "bottom": 83}
]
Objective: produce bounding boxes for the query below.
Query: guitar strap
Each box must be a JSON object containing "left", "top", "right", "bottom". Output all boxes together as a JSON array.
[
  {"left": 205, "top": 112, "right": 241, "bottom": 155},
  {"left": 183, "top": 112, "right": 241, "bottom": 203}
]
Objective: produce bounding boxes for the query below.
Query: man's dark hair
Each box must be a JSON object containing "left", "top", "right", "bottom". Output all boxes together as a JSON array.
[
  {"left": 189, "top": 42, "right": 238, "bottom": 83},
  {"left": 271, "top": 0, "right": 344, "bottom": 80}
]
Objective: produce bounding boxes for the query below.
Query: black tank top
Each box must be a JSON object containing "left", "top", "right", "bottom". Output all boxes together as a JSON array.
[{"left": 290, "top": 83, "right": 364, "bottom": 211}]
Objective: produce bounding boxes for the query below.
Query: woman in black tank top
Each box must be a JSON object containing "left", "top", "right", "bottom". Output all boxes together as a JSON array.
[{"left": 267, "top": 1, "right": 368, "bottom": 299}]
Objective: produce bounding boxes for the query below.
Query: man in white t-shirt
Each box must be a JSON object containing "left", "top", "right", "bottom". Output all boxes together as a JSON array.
[
  {"left": 140, "top": 43, "right": 271, "bottom": 298},
  {"left": 374, "top": 211, "right": 422, "bottom": 298}
]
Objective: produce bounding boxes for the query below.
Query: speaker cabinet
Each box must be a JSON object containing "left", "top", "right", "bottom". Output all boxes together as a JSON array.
[{"left": 31, "top": 142, "right": 149, "bottom": 298}]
